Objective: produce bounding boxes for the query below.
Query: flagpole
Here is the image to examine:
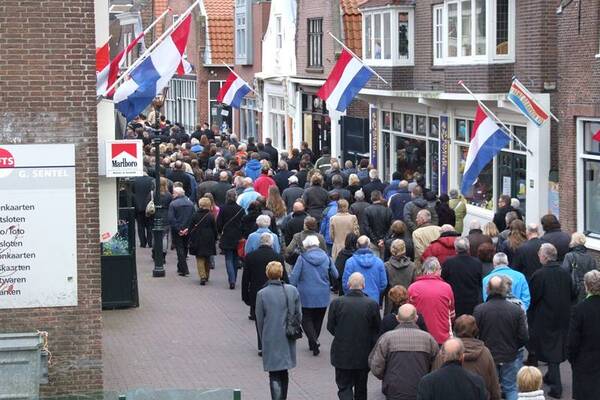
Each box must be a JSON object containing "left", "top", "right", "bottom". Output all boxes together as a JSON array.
[
  {"left": 327, "top": 31, "right": 391, "bottom": 87},
  {"left": 458, "top": 80, "right": 533, "bottom": 156},
  {"left": 512, "top": 77, "right": 559, "bottom": 122},
  {"left": 103, "top": 1, "right": 199, "bottom": 97},
  {"left": 220, "top": 60, "right": 261, "bottom": 98}
]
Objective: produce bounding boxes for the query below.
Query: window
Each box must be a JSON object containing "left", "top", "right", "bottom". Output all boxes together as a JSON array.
[
  {"left": 307, "top": 18, "right": 323, "bottom": 68},
  {"left": 165, "top": 78, "right": 197, "bottom": 133},
  {"left": 236, "top": 15, "right": 246, "bottom": 57},
  {"left": 275, "top": 15, "right": 283, "bottom": 49},
  {"left": 235, "top": 0, "right": 252, "bottom": 64},
  {"left": 209, "top": 81, "right": 232, "bottom": 129},
  {"left": 239, "top": 98, "right": 257, "bottom": 141},
  {"left": 578, "top": 120, "right": 600, "bottom": 239},
  {"left": 434, "top": 0, "right": 514, "bottom": 65},
  {"left": 269, "top": 95, "right": 286, "bottom": 149},
  {"left": 363, "top": 8, "right": 414, "bottom": 66}
]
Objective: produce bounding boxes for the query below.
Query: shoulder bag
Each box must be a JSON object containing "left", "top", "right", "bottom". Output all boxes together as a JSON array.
[
  {"left": 145, "top": 191, "right": 156, "bottom": 217},
  {"left": 281, "top": 283, "right": 303, "bottom": 340}
]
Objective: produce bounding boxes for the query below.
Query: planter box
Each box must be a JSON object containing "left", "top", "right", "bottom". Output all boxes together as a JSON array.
[{"left": 101, "top": 254, "right": 139, "bottom": 309}]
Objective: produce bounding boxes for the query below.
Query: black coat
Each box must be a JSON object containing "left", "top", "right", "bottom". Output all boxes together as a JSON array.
[
  {"left": 216, "top": 202, "right": 244, "bottom": 250},
  {"left": 132, "top": 175, "right": 154, "bottom": 212},
  {"left": 287, "top": 156, "right": 300, "bottom": 172},
  {"left": 327, "top": 289, "right": 381, "bottom": 369},
  {"left": 513, "top": 237, "right": 543, "bottom": 281},
  {"left": 302, "top": 185, "right": 330, "bottom": 221},
  {"left": 529, "top": 262, "right": 577, "bottom": 363},
  {"left": 435, "top": 202, "right": 456, "bottom": 228},
  {"left": 188, "top": 209, "right": 218, "bottom": 257},
  {"left": 210, "top": 181, "right": 232, "bottom": 207},
  {"left": 362, "top": 179, "right": 386, "bottom": 203},
  {"left": 542, "top": 229, "right": 571, "bottom": 262},
  {"left": 441, "top": 253, "right": 483, "bottom": 317},
  {"left": 264, "top": 143, "right": 279, "bottom": 166},
  {"left": 282, "top": 185, "right": 304, "bottom": 212},
  {"left": 170, "top": 169, "right": 192, "bottom": 198},
  {"left": 360, "top": 203, "right": 393, "bottom": 243},
  {"left": 383, "top": 231, "right": 414, "bottom": 261},
  {"left": 493, "top": 205, "right": 522, "bottom": 232},
  {"left": 281, "top": 211, "right": 308, "bottom": 246},
  {"left": 568, "top": 296, "right": 600, "bottom": 400},
  {"left": 417, "top": 361, "right": 487, "bottom": 400},
  {"left": 274, "top": 170, "right": 294, "bottom": 194},
  {"left": 466, "top": 229, "right": 493, "bottom": 257},
  {"left": 242, "top": 246, "right": 287, "bottom": 307}
]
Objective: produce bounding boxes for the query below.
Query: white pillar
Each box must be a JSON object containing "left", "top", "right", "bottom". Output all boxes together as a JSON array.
[{"left": 330, "top": 110, "right": 342, "bottom": 161}]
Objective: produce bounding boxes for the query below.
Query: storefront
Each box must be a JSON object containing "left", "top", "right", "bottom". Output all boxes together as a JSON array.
[{"left": 301, "top": 92, "right": 331, "bottom": 157}]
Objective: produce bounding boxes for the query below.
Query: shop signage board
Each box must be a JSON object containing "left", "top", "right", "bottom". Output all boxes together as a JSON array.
[
  {"left": 440, "top": 115, "right": 450, "bottom": 194},
  {"left": 370, "top": 106, "right": 378, "bottom": 166},
  {"left": 0, "top": 144, "right": 77, "bottom": 309},
  {"left": 105, "top": 140, "right": 143, "bottom": 177}
]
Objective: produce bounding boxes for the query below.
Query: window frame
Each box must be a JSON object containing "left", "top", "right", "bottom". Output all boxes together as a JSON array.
[
  {"left": 433, "top": 5, "right": 444, "bottom": 62},
  {"left": 577, "top": 118, "right": 600, "bottom": 248},
  {"left": 433, "top": 0, "right": 515, "bottom": 66},
  {"left": 307, "top": 18, "right": 323, "bottom": 68},
  {"left": 269, "top": 95, "right": 287, "bottom": 149},
  {"left": 275, "top": 15, "right": 283, "bottom": 50},
  {"left": 235, "top": 0, "right": 252, "bottom": 64},
  {"left": 362, "top": 6, "right": 415, "bottom": 67}
]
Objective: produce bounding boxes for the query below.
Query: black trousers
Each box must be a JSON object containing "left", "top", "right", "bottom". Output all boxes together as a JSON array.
[
  {"left": 250, "top": 305, "right": 262, "bottom": 351},
  {"left": 335, "top": 368, "right": 369, "bottom": 400},
  {"left": 269, "top": 370, "right": 289, "bottom": 400},
  {"left": 136, "top": 211, "right": 154, "bottom": 247},
  {"left": 301, "top": 307, "right": 326, "bottom": 350},
  {"left": 546, "top": 362, "right": 562, "bottom": 394},
  {"left": 172, "top": 232, "right": 189, "bottom": 274}
]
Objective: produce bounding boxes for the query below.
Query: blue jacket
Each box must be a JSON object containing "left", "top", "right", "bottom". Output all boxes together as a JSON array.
[
  {"left": 342, "top": 248, "right": 387, "bottom": 302},
  {"left": 320, "top": 201, "right": 338, "bottom": 245},
  {"left": 167, "top": 195, "right": 195, "bottom": 232},
  {"left": 191, "top": 144, "right": 204, "bottom": 154},
  {"left": 237, "top": 187, "right": 260, "bottom": 212},
  {"left": 383, "top": 180, "right": 401, "bottom": 200},
  {"left": 290, "top": 247, "right": 337, "bottom": 308},
  {"left": 388, "top": 188, "right": 412, "bottom": 221},
  {"left": 244, "top": 159, "right": 262, "bottom": 181},
  {"left": 245, "top": 227, "right": 280, "bottom": 255},
  {"left": 482, "top": 265, "right": 531, "bottom": 310}
]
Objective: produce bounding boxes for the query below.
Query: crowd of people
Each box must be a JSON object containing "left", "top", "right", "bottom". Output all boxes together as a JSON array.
[{"left": 128, "top": 117, "right": 600, "bottom": 400}]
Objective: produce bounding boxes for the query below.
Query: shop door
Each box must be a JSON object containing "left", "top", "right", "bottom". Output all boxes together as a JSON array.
[
  {"left": 341, "top": 116, "right": 369, "bottom": 164},
  {"left": 311, "top": 115, "right": 331, "bottom": 157}
]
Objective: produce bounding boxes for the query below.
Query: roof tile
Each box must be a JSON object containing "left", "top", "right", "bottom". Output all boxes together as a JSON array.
[
  {"left": 341, "top": 0, "right": 364, "bottom": 55},
  {"left": 204, "top": 0, "right": 235, "bottom": 64}
]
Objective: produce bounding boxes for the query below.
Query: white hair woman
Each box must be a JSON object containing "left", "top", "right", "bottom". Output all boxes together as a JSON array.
[
  {"left": 562, "top": 232, "right": 598, "bottom": 302},
  {"left": 289, "top": 234, "right": 338, "bottom": 356},
  {"left": 244, "top": 214, "right": 280, "bottom": 255}
]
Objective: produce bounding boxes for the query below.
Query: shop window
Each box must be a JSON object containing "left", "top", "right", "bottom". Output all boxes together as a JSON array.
[
  {"left": 578, "top": 120, "right": 600, "bottom": 238},
  {"left": 396, "top": 137, "right": 426, "bottom": 181}
]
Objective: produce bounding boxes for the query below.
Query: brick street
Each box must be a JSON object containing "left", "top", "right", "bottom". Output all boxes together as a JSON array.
[{"left": 103, "top": 247, "right": 573, "bottom": 400}]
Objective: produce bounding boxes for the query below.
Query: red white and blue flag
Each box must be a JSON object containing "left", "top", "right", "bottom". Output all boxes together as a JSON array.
[
  {"left": 461, "top": 106, "right": 511, "bottom": 195},
  {"left": 96, "top": 41, "right": 110, "bottom": 96},
  {"left": 217, "top": 72, "right": 251, "bottom": 109},
  {"left": 114, "top": 15, "right": 191, "bottom": 121},
  {"left": 507, "top": 78, "right": 549, "bottom": 127},
  {"left": 317, "top": 49, "right": 373, "bottom": 112}
]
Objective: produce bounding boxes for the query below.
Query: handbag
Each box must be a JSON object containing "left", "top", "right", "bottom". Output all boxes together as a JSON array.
[
  {"left": 281, "top": 283, "right": 303, "bottom": 340},
  {"left": 145, "top": 191, "right": 156, "bottom": 217},
  {"left": 236, "top": 238, "right": 246, "bottom": 258}
]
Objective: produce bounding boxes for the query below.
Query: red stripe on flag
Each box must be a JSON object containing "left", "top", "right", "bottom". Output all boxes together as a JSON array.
[
  {"left": 96, "top": 41, "right": 110, "bottom": 73},
  {"left": 217, "top": 73, "right": 238, "bottom": 103},
  {"left": 471, "top": 105, "right": 488, "bottom": 140},
  {"left": 593, "top": 130, "right": 600, "bottom": 142},
  {"left": 316, "top": 49, "right": 354, "bottom": 101},
  {"left": 104, "top": 32, "right": 145, "bottom": 97},
  {"left": 512, "top": 83, "right": 549, "bottom": 120},
  {"left": 172, "top": 15, "right": 192, "bottom": 55}
]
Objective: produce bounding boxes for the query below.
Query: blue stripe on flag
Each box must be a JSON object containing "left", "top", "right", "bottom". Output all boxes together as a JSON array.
[
  {"left": 336, "top": 66, "right": 373, "bottom": 112},
  {"left": 230, "top": 85, "right": 251, "bottom": 109},
  {"left": 461, "top": 129, "right": 511, "bottom": 195},
  {"left": 507, "top": 93, "right": 542, "bottom": 127},
  {"left": 116, "top": 57, "right": 161, "bottom": 121}
]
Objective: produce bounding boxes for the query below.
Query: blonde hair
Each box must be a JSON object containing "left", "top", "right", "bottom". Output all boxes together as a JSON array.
[
  {"left": 337, "top": 199, "right": 349, "bottom": 213},
  {"left": 348, "top": 174, "right": 360, "bottom": 186},
  {"left": 483, "top": 222, "right": 499, "bottom": 238},
  {"left": 390, "top": 239, "right": 406, "bottom": 257},
  {"left": 198, "top": 197, "right": 212, "bottom": 210},
  {"left": 517, "top": 366, "right": 543, "bottom": 393},
  {"left": 570, "top": 232, "right": 586, "bottom": 248},
  {"left": 265, "top": 261, "right": 284, "bottom": 280}
]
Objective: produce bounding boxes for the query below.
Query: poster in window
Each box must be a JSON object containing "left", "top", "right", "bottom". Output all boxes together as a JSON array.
[
  {"left": 417, "top": 116, "right": 426, "bottom": 136},
  {"left": 404, "top": 114, "right": 413, "bottom": 133},
  {"left": 502, "top": 176, "right": 511, "bottom": 196},
  {"left": 439, "top": 115, "right": 449, "bottom": 194}
]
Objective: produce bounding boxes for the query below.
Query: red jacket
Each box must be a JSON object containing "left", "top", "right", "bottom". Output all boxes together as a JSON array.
[
  {"left": 421, "top": 234, "right": 460, "bottom": 265},
  {"left": 408, "top": 275, "right": 455, "bottom": 344},
  {"left": 253, "top": 174, "right": 276, "bottom": 198}
]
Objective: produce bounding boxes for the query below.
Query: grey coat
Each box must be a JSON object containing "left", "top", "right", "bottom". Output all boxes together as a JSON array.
[{"left": 256, "top": 280, "right": 302, "bottom": 372}]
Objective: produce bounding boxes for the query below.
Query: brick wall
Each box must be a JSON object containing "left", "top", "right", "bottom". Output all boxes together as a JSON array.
[{"left": 0, "top": 0, "right": 102, "bottom": 397}]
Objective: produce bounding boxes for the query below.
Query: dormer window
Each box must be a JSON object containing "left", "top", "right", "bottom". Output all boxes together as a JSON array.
[{"left": 362, "top": 7, "right": 414, "bottom": 66}]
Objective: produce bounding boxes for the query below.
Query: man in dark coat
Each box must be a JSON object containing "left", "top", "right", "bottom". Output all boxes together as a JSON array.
[
  {"left": 416, "top": 338, "right": 487, "bottom": 400},
  {"left": 282, "top": 175, "right": 304, "bottom": 211},
  {"left": 273, "top": 161, "right": 294, "bottom": 195},
  {"left": 169, "top": 160, "right": 193, "bottom": 198},
  {"left": 387, "top": 180, "right": 411, "bottom": 221},
  {"left": 349, "top": 190, "right": 369, "bottom": 224},
  {"left": 466, "top": 220, "right": 493, "bottom": 257},
  {"left": 167, "top": 187, "right": 195, "bottom": 275},
  {"left": 529, "top": 243, "right": 577, "bottom": 398},
  {"left": 264, "top": 137, "right": 279, "bottom": 166},
  {"left": 302, "top": 174, "right": 329, "bottom": 222},
  {"left": 210, "top": 171, "right": 232, "bottom": 207},
  {"left": 441, "top": 237, "right": 483, "bottom": 317},
  {"left": 360, "top": 191, "right": 393, "bottom": 250},
  {"left": 328, "top": 272, "right": 381, "bottom": 400},
  {"left": 132, "top": 171, "right": 155, "bottom": 248},
  {"left": 362, "top": 169, "right": 386, "bottom": 203},
  {"left": 513, "top": 223, "right": 544, "bottom": 281},
  {"left": 568, "top": 270, "right": 600, "bottom": 400},
  {"left": 281, "top": 201, "right": 308, "bottom": 246},
  {"left": 242, "top": 234, "right": 288, "bottom": 353},
  {"left": 328, "top": 174, "right": 352, "bottom": 203},
  {"left": 492, "top": 195, "right": 522, "bottom": 232},
  {"left": 540, "top": 214, "right": 571, "bottom": 262}
]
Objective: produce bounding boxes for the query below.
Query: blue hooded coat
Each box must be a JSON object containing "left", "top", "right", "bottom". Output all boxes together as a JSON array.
[
  {"left": 244, "top": 159, "right": 262, "bottom": 181},
  {"left": 342, "top": 248, "right": 387, "bottom": 302},
  {"left": 290, "top": 247, "right": 338, "bottom": 308}
]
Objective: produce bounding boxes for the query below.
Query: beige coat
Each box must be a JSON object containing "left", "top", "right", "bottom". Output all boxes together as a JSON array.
[
  {"left": 412, "top": 224, "right": 441, "bottom": 269},
  {"left": 329, "top": 212, "right": 359, "bottom": 261}
]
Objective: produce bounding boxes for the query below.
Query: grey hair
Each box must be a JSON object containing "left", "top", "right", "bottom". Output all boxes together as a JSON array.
[
  {"left": 486, "top": 275, "right": 507, "bottom": 297},
  {"left": 449, "top": 189, "right": 459, "bottom": 199},
  {"left": 454, "top": 237, "right": 470, "bottom": 253},
  {"left": 440, "top": 224, "right": 455, "bottom": 233},
  {"left": 417, "top": 209, "right": 431, "bottom": 223},
  {"left": 302, "top": 234, "right": 320, "bottom": 249},
  {"left": 260, "top": 233, "right": 274, "bottom": 247},
  {"left": 527, "top": 223, "right": 540, "bottom": 235},
  {"left": 505, "top": 211, "right": 519, "bottom": 225},
  {"left": 278, "top": 161, "right": 288, "bottom": 170},
  {"left": 493, "top": 252, "right": 509, "bottom": 266},
  {"left": 348, "top": 272, "right": 365, "bottom": 289},
  {"left": 539, "top": 242, "right": 558, "bottom": 262},
  {"left": 225, "top": 189, "right": 237, "bottom": 202},
  {"left": 357, "top": 235, "right": 370, "bottom": 249},
  {"left": 354, "top": 190, "right": 365, "bottom": 201},
  {"left": 256, "top": 214, "right": 271, "bottom": 228},
  {"left": 469, "top": 220, "right": 481, "bottom": 230},
  {"left": 399, "top": 180, "right": 409, "bottom": 189},
  {"left": 584, "top": 270, "right": 600, "bottom": 296},
  {"left": 369, "top": 169, "right": 379, "bottom": 179},
  {"left": 510, "top": 198, "right": 520, "bottom": 209},
  {"left": 173, "top": 186, "right": 185, "bottom": 197},
  {"left": 422, "top": 257, "right": 441, "bottom": 275},
  {"left": 288, "top": 175, "right": 298, "bottom": 184},
  {"left": 442, "top": 338, "right": 465, "bottom": 363}
]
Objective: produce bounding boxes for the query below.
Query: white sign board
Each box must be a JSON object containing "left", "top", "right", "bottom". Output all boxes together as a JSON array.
[
  {"left": 105, "top": 140, "right": 143, "bottom": 177},
  {"left": 0, "top": 144, "right": 77, "bottom": 309}
]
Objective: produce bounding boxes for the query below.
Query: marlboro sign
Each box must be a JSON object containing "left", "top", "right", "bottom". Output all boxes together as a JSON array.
[{"left": 105, "top": 140, "right": 143, "bottom": 177}]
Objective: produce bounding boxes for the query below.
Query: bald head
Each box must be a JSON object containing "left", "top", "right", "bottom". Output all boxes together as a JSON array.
[
  {"left": 357, "top": 235, "right": 370, "bottom": 249},
  {"left": 397, "top": 304, "right": 417, "bottom": 323},
  {"left": 219, "top": 171, "right": 229, "bottom": 182},
  {"left": 292, "top": 201, "right": 305, "bottom": 213},
  {"left": 442, "top": 338, "right": 465, "bottom": 363},
  {"left": 348, "top": 272, "right": 365, "bottom": 290},
  {"left": 487, "top": 275, "right": 507, "bottom": 297}
]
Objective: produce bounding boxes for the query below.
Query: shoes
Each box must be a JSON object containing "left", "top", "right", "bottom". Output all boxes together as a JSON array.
[
  {"left": 548, "top": 389, "right": 562, "bottom": 399},
  {"left": 200, "top": 278, "right": 207, "bottom": 285},
  {"left": 229, "top": 283, "right": 236, "bottom": 290},
  {"left": 210, "top": 265, "right": 215, "bottom": 270},
  {"left": 178, "top": 272, "right": 185, "bottom": 276},
  {"left": 248, "top": 314, "right": 256, "bottom": 321},
  {"left": 312, "top": 348, "right": 320, "bottom": 356},
  {"left": 258, "top": 350, "right": 262, "bottom": 357}
]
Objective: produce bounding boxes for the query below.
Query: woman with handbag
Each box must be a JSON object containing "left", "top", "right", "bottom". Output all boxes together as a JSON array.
[
  {"left": 256, "top": 261, "right": 302, "bottom": 400},
  {"left": 289, "top": 235, "right": 338, "bottom": 356},
  {"left": 217, "top": 189, "right": 245, "bottom": 289},
  {"left": 188, "top": 197, "right": 218, "bottom": 285}
]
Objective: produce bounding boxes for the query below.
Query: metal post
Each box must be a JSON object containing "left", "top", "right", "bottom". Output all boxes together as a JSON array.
[{"left": 152, "top": 136, "right": 166, "bottom": 277}]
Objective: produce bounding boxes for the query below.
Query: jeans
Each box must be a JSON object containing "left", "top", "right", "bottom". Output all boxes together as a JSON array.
[
  {"left": 496, "top": 349, "right": 523, "bottom": 400},
  {"left": 224, "top": 250, "right": 239, "bottom": 285},
  {"left": 301, "top": 307, "right": 327, "bottom": 351},
  {"left": 335, "top": 368, "right": 368, "bottom": 400}
]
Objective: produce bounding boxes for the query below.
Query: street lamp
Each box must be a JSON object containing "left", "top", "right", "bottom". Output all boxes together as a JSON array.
[{"left": 151, "top": 136, "right": 165, "bottom": 277}]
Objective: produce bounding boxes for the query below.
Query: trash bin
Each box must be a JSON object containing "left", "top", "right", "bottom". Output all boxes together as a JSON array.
[{"left": 0, "top": 332, "right": 46, "bottom": 399}]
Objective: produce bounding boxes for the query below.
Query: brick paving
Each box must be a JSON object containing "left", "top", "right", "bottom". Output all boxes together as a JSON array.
[{"left": 103, "top": 246, "right": 572, "bottom": 400}]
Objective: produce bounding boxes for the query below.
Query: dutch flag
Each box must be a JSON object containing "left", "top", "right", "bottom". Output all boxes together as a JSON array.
[
  {"left": 217, "top": 72, "right": 252, "bottom": 109},
  {"left": 316, "top": 49, "right": 373, "bottom": 113},
  {"left": 114, "top": 15, "right": 192, "bottom": 121},
  {"left": 461, "top": 106, "right": 512, "bottom": 195}
]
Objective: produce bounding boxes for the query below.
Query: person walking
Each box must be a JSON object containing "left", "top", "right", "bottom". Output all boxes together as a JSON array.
[
  {"left": 383, "top": 239, "right": 416, "bottom": 315},
  {"left": 529, "top": 243, "right": 577, "bottom": 398},
  {"left": 435, "top": 194, "right": 456, "bottom": 228},
  {"left": 328, "top": 272, "right": 381, "bottom": 400},
  {"left": 416, "top": 338, "right": 488, "bottom": 400},
  {"left": 282, "top": 175, "right": 304, "bottom": 212},
  {"left": 289, "top": 235, "right": 338, "bottom": 356},
  {"left": 342, "top": 236, "right": 388, "bottom": 303},
  {"left": 329, "top": 199, "right": 360, "bottom": 262},
  {"left": 561, "top": 232, "right": 598, "bottom": 303},
  {"left": 302, "top": 174, "right": 329, "bottom": 222},
  {"left": 360, "top": 190, "right": 393, "bottom": 257},
  {"left": 320, "top": 192, "right": 340, "bottom": 255},
  {"left": 540, "top": 214, "right": 571, "bottom": 262},
  {"left": 466, "top": 220, "right": 494, "bottom": 257},
  {"left": 383, "top": 220, "right": 414, "bottom": 261},
  {"left": 237, "top": 177, "right": 261, "bottom": 212},
  {"left": 156, "top": 177, "right": 172, "bottom": 261},
  {"left": 334, "top": 233, "right": 358, "bottom": 296},
  {"left": 412, "top": 210, "right": 441, "bottom": 268},
  {"left": 167, "top": 187, "right": 195, "bottom": 276},
  {"left": 448, "top": 189, "right": 467, "bottom": 234},
  {"left": 422, "top": 224, "right": 461, "bottom": 265},
  {"left": 567, "top": 270, "right": 600, "bottom": 400},
  {"left": 132, "top": 170, "right": 155, "bottom": 248},
  {"left": 498, "top": 220, "right": 527, "bottom": 265},
  {"left": 254, "top": 163, "right": 277, "bottom": 198},
  {"left": 403, "top": 185, "right": 439, "bottom": 232},
  {"left": 217, "top": 189, "right": 245, "bottom": 289},
  {"left": 245, "top": 214, "right": 280, "bottom": 254},
  {"left": 188, "top": 197, "right": 218, "bottom": 285},
  {"left": 513, "top": 223, "right": 544, "bottom": 282},
  {"left": 493, "top": 195, "right": 522, "bottom": 232},
  {"left": 369, "top": 304, "right": 439, "bottom": 400},
  {"left": 474, "top": 276, "right": 529, "bottom": 400},
  {"left": 388, "top": 180, "right": 411, "bottom": 221},
  {"left": 482, "top": 252, "right": 530, "bottom": 310},
  {"left": 256, "top": 261, "right": 302, "bottom": 400},
  {"left": 281, "top": 201, "right": 308, "bottom": 246},
  {"left": 284, "top": 216, "right": 327, "bottom": 265}
]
